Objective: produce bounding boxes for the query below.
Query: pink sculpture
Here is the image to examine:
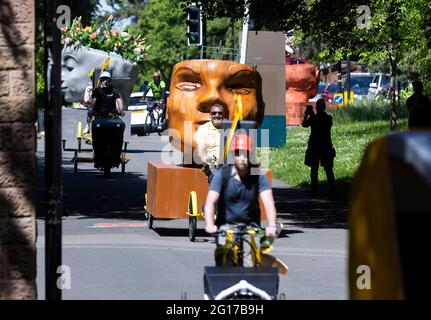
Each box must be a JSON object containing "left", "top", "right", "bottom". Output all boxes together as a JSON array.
[{"left": 285, "top": 59, "right": 320, "bottom": 125}]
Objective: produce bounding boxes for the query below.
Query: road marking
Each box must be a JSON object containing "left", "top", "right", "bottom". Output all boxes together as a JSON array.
[
  {"left": 36, "top": 244, "right": 347, "bottom": 257},
  {"left": 90, "top": 222, "right": 147, "bottom": 228}
]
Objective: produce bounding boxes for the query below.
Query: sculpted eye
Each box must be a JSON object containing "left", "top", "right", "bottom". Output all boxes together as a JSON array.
[
  {"left": 176, "top": 82, "right": 201, "bottom": 91},
  {"left": 67, "top": 66, "right": 74, "bottom": 72},
  {"left": 230, "top": 88, "right": 251, "bottom": 95}
]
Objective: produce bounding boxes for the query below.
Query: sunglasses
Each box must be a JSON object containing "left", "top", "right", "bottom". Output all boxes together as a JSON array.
[
  {"left": 211, "top": 111, "right": 223, "bottom": 116},
  {"left": 234, "top": 150, "right": 249, "bottom": 156}
]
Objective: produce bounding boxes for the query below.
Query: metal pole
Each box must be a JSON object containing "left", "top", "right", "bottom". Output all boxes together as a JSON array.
[
  {"left": 346, "top": 55, "right": 351, "bottom": 103},
  {"left": 201, "top": 3, "right": 206, "bottom": 59},
  {"left": 337, "top": 61, "right": 342, "bottom": 93},
  {"left": 44, "top": 0, "right": 63, "bottom": 300},
  {"left": 240, "top": 1, "right": 249, "bottom": 64}
]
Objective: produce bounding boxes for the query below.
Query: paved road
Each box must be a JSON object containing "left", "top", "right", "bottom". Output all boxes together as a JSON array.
[{"left": 36, "top": 132, "right": 348, "bottom": 300}]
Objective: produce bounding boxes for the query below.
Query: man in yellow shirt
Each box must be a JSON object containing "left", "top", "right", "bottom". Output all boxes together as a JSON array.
[{"left": 194, "top": 104, "right": 224, "bottom": 177}]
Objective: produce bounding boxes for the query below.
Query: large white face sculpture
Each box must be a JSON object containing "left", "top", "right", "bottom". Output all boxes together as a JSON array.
[{"left": 61, "top": 46, "right": 139, "bottom": 106}]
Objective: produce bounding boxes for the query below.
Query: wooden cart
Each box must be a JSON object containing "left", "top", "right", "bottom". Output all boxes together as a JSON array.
[
  {"left": 144, "top": 161, "right": 271, "bottom": 241},
  {"left": 70, "top": 121, "right": 130, "bottom": 174}
]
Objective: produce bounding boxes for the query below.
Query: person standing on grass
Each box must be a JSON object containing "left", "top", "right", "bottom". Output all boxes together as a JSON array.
[
  {"left": 302, "top": 98, "right": 336, "bottom": 198},
  {"left": 406, "top": 80, "right": 431, "bottom": 129}
]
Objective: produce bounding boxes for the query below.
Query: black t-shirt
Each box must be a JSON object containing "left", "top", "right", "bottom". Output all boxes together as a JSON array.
[
  {"left": 406, "top": 94, "right": 431, "bottom": 128},
  {"left": 304, "top": 112, "right": 333, "bottom": 151},
  {"left": 92, "top": 86, "right": 120, "bottom": 117}
]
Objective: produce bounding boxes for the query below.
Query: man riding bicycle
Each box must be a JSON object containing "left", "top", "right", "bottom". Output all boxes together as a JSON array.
[
  {"left": 87, "top": 70, "right": 125, "bottom": 172},
  {"left": 204, "top": 134, "right": 278, "bottom": 266},
  {"left": 143, "top": 71, "right": 166, "bottom": 121}
]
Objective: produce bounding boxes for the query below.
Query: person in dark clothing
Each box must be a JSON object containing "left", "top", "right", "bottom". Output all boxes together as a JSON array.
[
  {"left": 88, "top": 71, "right": 125, "bottom": 118},
  {"left": 88, "top": 71, "right": 125, "bottom": 173},
  {"left": 204, "top": 134, "right": 278, "bottom": 266},
  {"left": 302, "top": 99, "right": 336, "bottom": 197},
  {"left": 406, "top": 81, "right": 431, "bottom": 129},
  {"left": 204, "top": 134, "right": 277, "bottom": 236}
]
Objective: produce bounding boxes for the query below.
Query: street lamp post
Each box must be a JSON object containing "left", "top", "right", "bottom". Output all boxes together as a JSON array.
[{"left": 44, "top": 0, "right": 63, "bottom": 300}]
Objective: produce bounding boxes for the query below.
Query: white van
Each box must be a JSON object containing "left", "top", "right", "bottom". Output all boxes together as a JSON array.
[
  {"left": 367, "top": 73, "right": 391, "bottom": 100},
  {"left": 128, "top": 90, "right": 157, "bottom": 135}
]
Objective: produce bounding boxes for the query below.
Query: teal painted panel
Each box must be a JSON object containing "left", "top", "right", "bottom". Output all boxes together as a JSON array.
[{"left": 257, "top": 115, "right": 286, "bottom": 147}]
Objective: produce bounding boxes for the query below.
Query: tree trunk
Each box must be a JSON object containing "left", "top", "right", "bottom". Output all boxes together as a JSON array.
[{"left": 388, "top": 53, "right": 398, "bottom": 131}]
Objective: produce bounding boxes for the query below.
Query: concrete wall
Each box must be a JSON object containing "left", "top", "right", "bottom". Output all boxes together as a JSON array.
[
  {"left": 245, "top": 31, "right": 286, "bottom": 147},
  {"left": 0, "top": 0, "right": 37, "bottom": 299}
]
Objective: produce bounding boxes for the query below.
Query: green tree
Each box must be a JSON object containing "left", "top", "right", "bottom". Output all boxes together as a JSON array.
[
  {"left": 128, "top": 0, "right": 199, "bottom": 89},
  {"left": 126, "top": 0, "right": 242, "bottom": 90}
]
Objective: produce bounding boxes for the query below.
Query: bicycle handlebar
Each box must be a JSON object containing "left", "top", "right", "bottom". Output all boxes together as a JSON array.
[{"left": 213, "top": 223, "right": 261, "bottom": 236}]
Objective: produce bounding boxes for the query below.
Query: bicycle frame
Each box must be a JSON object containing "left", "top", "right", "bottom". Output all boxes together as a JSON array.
[{"left": 216, "top": 225, "right": 265, "bottom": 267}]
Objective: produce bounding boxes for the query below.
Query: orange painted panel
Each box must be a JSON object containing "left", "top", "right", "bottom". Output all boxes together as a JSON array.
[{"left": 146, "top": 161, "right": 272, "bottom": 221}]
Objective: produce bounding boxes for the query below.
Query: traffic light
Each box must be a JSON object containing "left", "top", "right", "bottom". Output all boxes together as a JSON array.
[{"left": 185, "top": 3, "right": 202, "bottom": 46}]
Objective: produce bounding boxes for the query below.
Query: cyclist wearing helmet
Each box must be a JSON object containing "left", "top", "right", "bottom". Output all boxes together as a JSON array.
[
  {"left": 143, "top": 71, "right": 167, "bottom": 125},
  {"left": 144, "top": 71, "right": 166, "bottom": 102},
  {"left": 204, "top": 134, "right": 278, "bottom": 239},
  {"left": 88, "top": 70, "right": 125, "bottom": 119},
  {"left": 88, "top": 70, "right": 125, "bottom": 170}
]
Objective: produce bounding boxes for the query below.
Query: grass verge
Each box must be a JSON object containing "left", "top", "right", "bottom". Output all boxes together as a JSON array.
[{"left": 266, "top": 101, "right": 408, "bottom": 200}]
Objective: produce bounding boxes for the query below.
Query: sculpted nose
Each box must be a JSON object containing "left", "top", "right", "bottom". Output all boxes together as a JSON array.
[{"left": 197, "top": 83, "right": 224, "bottom": 114}]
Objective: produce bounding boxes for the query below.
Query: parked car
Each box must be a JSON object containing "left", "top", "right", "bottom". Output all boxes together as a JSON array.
[
  {"left": 128, "top": 90, "right": 154, "bottom": 135},
  {"left": 343, "top": 73, "right": 374, "bottom": 101},
  {"left": 309, "top": 82, "right": 339, "bottom": 103},
  {"left": 367, "top": 73, "right": 391, "bottom": 100},
  {"left": 309, "top": 82, "right": 328, "bottom": 102},
  {"left": 367, "top": 74, "right": 408, "bottom": 101},
  {"left": 322, "top": 82, "right": 340, "bottom": 103}
]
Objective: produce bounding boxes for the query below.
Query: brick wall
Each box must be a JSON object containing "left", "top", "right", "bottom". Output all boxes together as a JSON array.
[{"left": 0, "top": 0, "right": 37, "bottom": 299}]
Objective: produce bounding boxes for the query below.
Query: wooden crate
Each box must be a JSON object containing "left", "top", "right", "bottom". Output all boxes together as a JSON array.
[{"left": 146, "top": 161, "right": 272, "bottom": 220}]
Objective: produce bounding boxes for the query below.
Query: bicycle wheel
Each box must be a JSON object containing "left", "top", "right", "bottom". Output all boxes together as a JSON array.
[
  {"left": 241, "top": 238, "right": 259, "bottom": 267},
  {"left": 148, "top": 214, "right": 154, "bottom": 229},
  {"left": 189, "top": 216, "right": 197, "bottom": 242},
  {"left": 156, "top": 112, "right": 165, "bottom": 136},
  {"left": 188, "top": 191, "right": 198, "bottom": 242},
  {"left": 143, "top": 112, "right": 152, "bottom": 136},
  {"left": 224, "top": 247, "right": 238, "bottom": 267}
]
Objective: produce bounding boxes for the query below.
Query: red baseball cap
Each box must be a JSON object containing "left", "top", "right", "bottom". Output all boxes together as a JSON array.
[{"left": 230, "top": 134, "right": 253, "bottom": 152}]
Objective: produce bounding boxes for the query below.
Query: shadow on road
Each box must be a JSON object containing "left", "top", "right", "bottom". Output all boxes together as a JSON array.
[
  {"left": 273, "top": 186, "right": 348, "bottom": 229},
  {"left": 152, "top": 227, "right": 211, "bottom": 242},
  {"left": 37, "top": 144, "right": 348, "bottom": 230},
  {"left": 37, "top": 154, "right": 148, "bottom": 220}
]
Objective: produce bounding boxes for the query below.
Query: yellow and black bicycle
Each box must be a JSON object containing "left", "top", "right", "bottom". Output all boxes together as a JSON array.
[{"left": 203, "top": 223, "right": 288, "bottom": 300}]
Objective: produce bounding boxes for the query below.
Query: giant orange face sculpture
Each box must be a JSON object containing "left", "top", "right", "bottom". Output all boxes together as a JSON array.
[
  {"left": 285, "top": 63, "right": 320, "bottom": 103},
  {"left": 167, "top": 60, "right": 265, "bottom": 153}
]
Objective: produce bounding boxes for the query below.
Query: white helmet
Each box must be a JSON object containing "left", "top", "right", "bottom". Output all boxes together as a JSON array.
[{"left": 100, "top": 71, "right": 112, "bottom": 79}]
